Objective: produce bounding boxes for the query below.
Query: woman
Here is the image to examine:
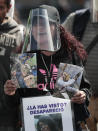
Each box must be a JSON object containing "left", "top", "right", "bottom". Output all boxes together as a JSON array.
[{"left": 4, "top": 5, "right": 90, "bottom": 131}]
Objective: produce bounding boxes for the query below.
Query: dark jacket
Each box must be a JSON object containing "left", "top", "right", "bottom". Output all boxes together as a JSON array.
[
  {"left": 3, "top": 39, "right": 91, "bottom": 128},
  {"left": 0, "top": 17, "right": 23, "bottom": 126}
]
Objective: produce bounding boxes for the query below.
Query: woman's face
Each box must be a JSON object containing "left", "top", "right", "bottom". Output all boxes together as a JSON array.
[
  {"left": 39, "top": 122, "right": 51, "bottom": 131},
  {"left": 32, "top": 18, "right": 56, "bottom": 49},
  {"left": 0, "top": 0, "right": 9, "bottom": 23}
]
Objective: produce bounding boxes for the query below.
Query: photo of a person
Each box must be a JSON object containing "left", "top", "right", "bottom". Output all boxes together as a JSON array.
[
  {"left": 12, "top": 63, "right": 28, "bottom": 88},
  {"left": 58, "top": 72, "right": 75, "bottom": 87},
  {"left": 11, "top": 53, "right": 37, "bottom": 88},
  {"left": 35, "top": 114, "right": 62, "bottom": 131},
  {"left": 56, "top": 63, "right": 83, "bottom": 95}
]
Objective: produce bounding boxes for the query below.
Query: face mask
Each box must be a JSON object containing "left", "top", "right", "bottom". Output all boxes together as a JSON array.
[{"left": 6, "top": 0, "right": 15, "bottom": 18}]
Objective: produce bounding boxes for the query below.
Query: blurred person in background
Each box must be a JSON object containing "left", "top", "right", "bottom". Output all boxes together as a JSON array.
[
  {"left": 68, "top": 0, "right": 86, "bottom": 12},
  {"left": 0, "top": 0, "right": 24, "bottom": 130},
  {"left": 56, "top": 0, "right": 87, "bottom": 23},
  {"left": 6, "top": 0, "right": 15, "bottom": 18},
  {"left": 56, "top": 0, "right": 71, "bottom": 23},
  {"left": 62, "top": 0, "right": 98, "bottom": 130}
]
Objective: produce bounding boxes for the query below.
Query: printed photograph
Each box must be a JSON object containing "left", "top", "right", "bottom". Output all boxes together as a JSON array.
[
  {"left": 10, "top": 53, "right": 37, "bottom": 88},
  {"left": 56, "top": 63, "right": 83, "bottom": 93},
  {"left": 34, "top": 113, "right": 63, "bottom": 131}
]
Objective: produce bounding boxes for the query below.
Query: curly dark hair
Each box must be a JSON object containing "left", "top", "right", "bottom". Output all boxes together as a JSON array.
[
  {"left": 37, "top": 115, "right": 59, "bottom": 131},
  {"left": 60, "top": 25, "right": 87, "bottom": 61}
]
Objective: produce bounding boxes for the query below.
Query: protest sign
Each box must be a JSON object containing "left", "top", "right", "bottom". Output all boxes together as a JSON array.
[{"left": 22, "top": 96, "right": 74, "bottom": 131}]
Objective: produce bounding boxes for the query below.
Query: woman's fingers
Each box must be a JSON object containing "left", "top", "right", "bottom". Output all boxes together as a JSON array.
[
  {"left": 4, "top": 80, "right": 17, "bottom": 95},
  {"left": 71, "top": 91, "right": 86, "bottom": 104}
]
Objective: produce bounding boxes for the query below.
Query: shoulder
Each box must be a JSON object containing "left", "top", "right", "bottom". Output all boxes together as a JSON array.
[
  {"left": 62, "top": 8, "right": 90, "bottom": 27},
  {"left": 73, "top": 9, "right": 90, "bottom": 23},
  {"left": 62, "top": 12, "right": 76, "bottom": 25},
  {"left": 62, "top": 12, "right": 76, "bottom": 33},
  {"left": 75, "top": 8, "right": 90, "bottom": 16},
  {"left": 7, "top": 17, "right": 25, "bottom": 47},
  {"left": 7, "top": 17, "right": 25, "bottom": 37},
  {"left": 7, "top": 17, "right": 18, "bottom": 26},
  {"left": 7, "top": 17, "right": 25, "bottom": 31}
]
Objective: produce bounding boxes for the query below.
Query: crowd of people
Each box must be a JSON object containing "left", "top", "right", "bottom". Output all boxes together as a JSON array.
[{"left": 0, "top": 0, "right": 97, "bottom": 131}]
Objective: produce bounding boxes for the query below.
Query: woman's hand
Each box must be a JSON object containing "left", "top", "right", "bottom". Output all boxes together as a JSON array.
[
  {"left": 71, "top": 90, "right": 86, "bottom": 104},
  {"left": 4, "top": 80, "right": 17, "bottom": 96}
]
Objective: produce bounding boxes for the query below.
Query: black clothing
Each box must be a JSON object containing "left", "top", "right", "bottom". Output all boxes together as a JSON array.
[
  {"left": 72, "top": 9, "right": 90, "bottom": 41},
  {"left": 0, "top": 17, "right": 23, "bottom": 126},
  {"left": 3, "top": 42, "right": 90, "bottom": 130},
  {"left": 72, "top": 9, "right": 98, "bottom": 96}
]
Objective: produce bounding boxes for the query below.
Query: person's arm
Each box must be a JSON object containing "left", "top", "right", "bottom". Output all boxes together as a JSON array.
[
  {"left": 79, "top": 71, "right": 91, "bottom": 105},
  {"left": 2, "top": 80, "right": 20, "bottom": 109},
  {"left": 71, "top": 70, "right": 91, "bottom": 105}
]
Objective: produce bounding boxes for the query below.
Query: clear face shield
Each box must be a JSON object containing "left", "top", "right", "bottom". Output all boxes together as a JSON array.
[
  {"left": 91, "top": 0, "right": 98, "bottom": 23},
  {"left": 22, "top": 8, "right": 61, "bottom": 52}
]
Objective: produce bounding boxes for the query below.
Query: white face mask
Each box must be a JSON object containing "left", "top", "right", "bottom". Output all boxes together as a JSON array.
[
  {"left": 91, "top": 0, "right": 98, "bottom": 23},
  {"left": 6, "top": 0, "right": 15, "bottom": 18}
]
